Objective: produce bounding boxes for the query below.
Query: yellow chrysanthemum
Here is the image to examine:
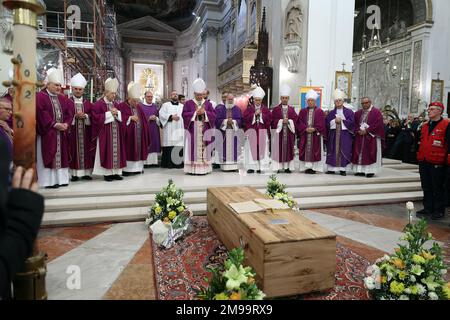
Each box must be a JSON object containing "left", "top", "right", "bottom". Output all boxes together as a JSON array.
[
  {"left": 155, "top": 206, "right": 162, "bottom": 214},
  {"left": 412, "top": 254, "right": 426, "bottom": 264},
  {"left": 443, "top": 283, "right": 450, "bottom": 300},
  {"left": 229, "top": 292, "right": 241, "bottom": 300},
  {"left": 214, "top": 293, "right": 229, "bottom": 300},
  {"left": 390, "top": 281, "right": 405, "bottom": 295},
  {"left": 392, "top": 258, "right": 405, "bottom": 269},
  {"left": 421, "top": 251, "right": 435, "bottom": 261},
  {"left": 398, "top": 271, "right": 407, "bottom": 280},
  {"left": 168, "top": 211, "right": 177, "bottom": 220}
]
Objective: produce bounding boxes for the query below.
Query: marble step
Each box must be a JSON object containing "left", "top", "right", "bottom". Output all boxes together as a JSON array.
[
  {"left": 381, "top": 159, "right": 403, "bottom": 165},
  {"left": 42, "top": 191, "right": 424, "bottom": 227},
  {"left": 384, "top": 163, "right": 419, "bottom": 171},
  {"left": 44, "top": 182, "right": 422, "bottom": 213},
  {"left": 41, "top": 175, "right": 420, "bottom": 200}
]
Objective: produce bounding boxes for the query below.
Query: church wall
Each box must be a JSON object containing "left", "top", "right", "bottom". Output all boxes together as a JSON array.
[
  {"left": 0, "top": 6, "right": 13, "bottom": 96},
  {"left": 306, "top": 0, "right": 355, "bottom": 109}
]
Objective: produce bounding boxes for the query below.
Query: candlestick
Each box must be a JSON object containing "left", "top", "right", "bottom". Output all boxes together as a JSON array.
[{"left": 267, "top": 87, "right": 271, "bottom": 107}]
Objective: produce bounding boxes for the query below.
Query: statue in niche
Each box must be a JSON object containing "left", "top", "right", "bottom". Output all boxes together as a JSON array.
[
  {"left": 389, "top": 16, "right": 407, "bottom": 39},
  {"left": 283, "top": 0, "right": 302, "bottom": 73},
  {"left": 284, "top": 4, "right": 302, "bottom": 42}
]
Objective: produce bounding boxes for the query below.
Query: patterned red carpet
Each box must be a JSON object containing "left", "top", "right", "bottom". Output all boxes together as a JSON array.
[{"left": 152, "top": 216, "right": 371, "bottom": 300}]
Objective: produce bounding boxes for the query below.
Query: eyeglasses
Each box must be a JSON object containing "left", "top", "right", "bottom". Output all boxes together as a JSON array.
[{"left": 428, "top": 107, "right": 441, "bottom": 112}]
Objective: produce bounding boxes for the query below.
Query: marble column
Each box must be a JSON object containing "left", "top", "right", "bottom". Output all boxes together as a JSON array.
[
  {"left": 163, "top": 51, "right": 176, "bottom": 96},
  {"left": 201, "top": 26, "right": 220, "bottom": 101}
]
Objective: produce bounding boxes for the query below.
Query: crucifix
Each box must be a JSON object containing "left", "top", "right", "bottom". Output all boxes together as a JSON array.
[{"left": 342, "top": 62, "right": 346, "bottom": 72}]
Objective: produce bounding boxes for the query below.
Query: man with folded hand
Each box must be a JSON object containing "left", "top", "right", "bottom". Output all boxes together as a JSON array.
[{"left": 416, "top": 102, "right": 450, "bottom": 221}]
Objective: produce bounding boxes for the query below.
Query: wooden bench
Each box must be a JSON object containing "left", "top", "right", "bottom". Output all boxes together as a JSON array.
[{"left": 207, "top": 186, "right": 336, "bottom": 298}]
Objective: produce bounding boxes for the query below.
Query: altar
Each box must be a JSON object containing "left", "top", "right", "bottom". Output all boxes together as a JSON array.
[{"left": 207, "top": 187, "right": 337, "bottom": 298}]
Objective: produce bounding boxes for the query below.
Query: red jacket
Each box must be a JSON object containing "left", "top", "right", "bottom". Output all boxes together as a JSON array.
[{"left": 417, "top": 119, "right": 449, "bottom": 165}]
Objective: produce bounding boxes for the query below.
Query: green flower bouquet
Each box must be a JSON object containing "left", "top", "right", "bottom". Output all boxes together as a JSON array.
[
  {"left": 145, "top": 179, "right": 193, "bottom": 249},
  {"left": 266, "top": 175, "right": 298, "bottom": 210},
  {"left": 197, "top": 248, "right": 266, "bottom": 300},
  {"left": 364, "top": 219, "right": 450, "bottom": 300}
]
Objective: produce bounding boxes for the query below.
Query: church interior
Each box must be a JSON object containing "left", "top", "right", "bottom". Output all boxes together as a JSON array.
[{"left": 0, "top": 0, "right": 449, "bottom": 302}]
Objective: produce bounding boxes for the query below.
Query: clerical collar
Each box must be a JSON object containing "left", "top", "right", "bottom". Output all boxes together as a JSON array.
[
  {"left": 195, "top": 99, "right": 205, "bottom": 107},
  {"left": 46, "top": 89, "right": 57, "bottom": 97},
  {"left": 104, "top": 97, "right": 112, "bottom": 104},
  {"left": 73, "top": 96, "right": 83, "bottom": 103},
  {"left": 282, "top": 104, "right": 288, "bottom": 108},
  {"left": 255, "top": 104, "right": 261, "bottom": 108},
  {"left": 171, "top": 101, "right": 179, "bottom": 105}
]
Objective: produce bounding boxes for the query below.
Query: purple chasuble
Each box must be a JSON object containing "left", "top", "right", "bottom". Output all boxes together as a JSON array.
[
  {"left": 68, "top": 97, "right": 94, "bottom": 170},
  {"left": 215, "top": 105, "right": 243, "bottom": 163},
  {"left": 139, "top": 103, "right": 161, "bottom": 154},
  {"left": 352, "top": 106, "right": 385, "bottom": 165},
  {"left": 91, "top": 98, "right": 127, "bottom": 169},
  {"left": 271, "top": 105, "right": 297, "bottom": 163},
  {"left": 297, "top": 107, "right": 326, "bottom": 162},
  {"left": 118, "top": 102, "right": 151, "bottom": 162},
  {"left": 325, "top": 107, "right": 355, "bottom": 168},
  {"left": 243, "top": 104, "right": 271, "bottom": 161},
  {"left": 36, "top": 90, "right": 72, "bottom": 169}
]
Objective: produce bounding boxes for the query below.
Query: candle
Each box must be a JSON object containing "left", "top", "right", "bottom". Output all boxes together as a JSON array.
[{"left": 267, "top": 88, "right": 271, "bottom": 107}]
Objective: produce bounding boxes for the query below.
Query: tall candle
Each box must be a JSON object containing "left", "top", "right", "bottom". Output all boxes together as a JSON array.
[
  {"left": 90, "top": 78, "right": 94, "bottom": 103},
  {"left": 267, "top": 87, "right": 271, "bottom": 107}
]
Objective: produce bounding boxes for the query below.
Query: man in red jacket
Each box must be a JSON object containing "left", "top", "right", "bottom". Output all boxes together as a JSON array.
[{"left": 416, "top": 102, "right": 450, "bottom": 220}]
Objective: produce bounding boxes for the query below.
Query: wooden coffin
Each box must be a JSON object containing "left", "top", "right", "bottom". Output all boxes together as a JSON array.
[{"left": 207, "top": 186, "right": 336, "bottom": 298}]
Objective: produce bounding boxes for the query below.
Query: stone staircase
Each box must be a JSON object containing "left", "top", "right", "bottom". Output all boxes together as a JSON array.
[{"left": 41, "top": 159, "right": 422, "bottom": 227}]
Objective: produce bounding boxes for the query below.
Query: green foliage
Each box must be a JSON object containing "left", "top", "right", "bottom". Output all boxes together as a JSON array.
[{"left": 266, "top": 175, "right": 297, "bottom": 209}]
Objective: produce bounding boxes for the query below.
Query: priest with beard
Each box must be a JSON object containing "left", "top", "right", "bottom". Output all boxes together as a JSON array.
[
  {"left": 36, "top": 68, "right": 72, "bottom": 189},
  {"left": 271, "top": 84, "right": 298, "bottom": 173},
  {"left": 119, "top": 82, "right": 151, "bottom": 176},
  {"left": 352, "top": 97, "right": 385, "bottom": 178},
  {"left": 215, "top": 93, "right": 243, "bottom": 172},
  {"left": 182, "top": 78, "right": 216, "bottom": 175},
  {"left": 140, "top": 90, "right": 161, "bottom": 167},
  {"left": 91, "top": 78, "right": 126, "bottom": 181},
  {"left": 325, "top": 89, "right": 355, "bottom": 176},
  {"left": 243, "top": 86, "right": 271, "bottom": 174},
  {"left": 159, "top": 90, "right": 184, "bottom": 169},
  {"left": 297, "top": 89, "right": 327, "bottom": 174},
  {"left": 68, "top": 73, "right": 94, "bottom": 182}
]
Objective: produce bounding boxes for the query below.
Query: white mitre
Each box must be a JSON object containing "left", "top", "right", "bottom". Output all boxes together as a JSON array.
[
  {"left": 105, "top": 78, "right": 119, "bottom": 93},
  {"left": 253, "top": 86, "right": 265, "bottom": 99},
  {"left": 192, "top": 78, "right": 206, "bottom": 94},
  {"left": 70, "top": 73, "right": 87, "bottom": 89},
  {"left": 280, "top": 84, "right": 291, "bottom": 97},
  {"left": 46, "top": 68, "right": 64, "bottom": 85},
  {"left": 333, "top": 89, "right": 346, "bottom": 101},
  {"left": 306, "top": 89, "right": 319, "bottom": 100},
  {"left": 127, "top": 81, "right": 142, "bottom": 99}
]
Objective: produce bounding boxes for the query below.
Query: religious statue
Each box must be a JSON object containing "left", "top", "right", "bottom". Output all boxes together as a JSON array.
[
  {"left": 284, "top": 3, "right": 302, "bottom": 42},
  {"left": 146, "top": 75, "right": 154, "bottom": 89}
]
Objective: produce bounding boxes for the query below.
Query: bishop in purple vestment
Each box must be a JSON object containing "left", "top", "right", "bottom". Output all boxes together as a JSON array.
[
  {"left": 271, "top": 85, "right": 298, "bottom": 173},
  {"left": 182, "top": 78, "right": 216, "bottom": 175},
  {"left": 91, "top": 78, "right": 126, "bottom": 181},
  {"left": 68, "top": 73, "right": 94, "bottom": 181},
  {"left": 140, "top": 90, "right": 161, "bottom": 166},
  {"left": 352, "top": 97, "right": 385, "bottom": 178},
  {"left": 2, "top": 88, "right": 13, "bottom": 129},
  {"left": 36, "top": 68, "right": 72, "bottom": 188},
  {"left": 325, "top": 90, "right": 355, "bottom": 176},
  {"left": 243, "top": 86, "right": 271, "bottom": 173},
  {"left": 215, "top": 93, "right": 243, "bottom": 171},
  {"left": 0, "top": 98, "right": 13, "bottom": 157}
]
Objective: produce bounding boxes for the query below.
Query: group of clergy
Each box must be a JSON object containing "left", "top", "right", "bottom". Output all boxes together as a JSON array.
[{"left": 3, "top": 67, "right": 386, "bottom": 188}]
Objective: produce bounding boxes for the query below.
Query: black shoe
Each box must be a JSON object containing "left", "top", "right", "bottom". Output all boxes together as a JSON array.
[
  {"left": 144, "top": 165, "right": 152, "bottom": 169},
  {"left": 213, "top": 164, "right": 221, "bottom": 169},
  {"left": 247, "top": 170, "right": 255, "bottom": 174},
  {"left": 257, "top": 170, "right": 262, "bottom": 174},
  {"left": 340, "top": 171, "right": 347, "bottom": 176},
  {"left": 114, "top": 175, "right": 124, "bottom": 180},
  {"left": 355, "top": 173, "right": 365, "bottom": 177},
  {"left": 82, "top": 176, "right": 92, "bottom": 181},
  {"left": 122, "top": 172, "right": 133, "bottom": 177},
  {"left": 285, "top": 169, "right": 292, "bottom": 174},
  {"left": 416, "top": 209, "right": 430, "bottom": 216},
  {"left": 366, "top": 174, "right": 375, "bottom": 178},
  {"left": 104, "top": 175, "right": 114, "bottom": 182},
  {"left": 71, "top": 176, "right": 80, "bottom": 182},
  {"left": 305, "top": 169, "right": 316, "bottom": 174},
  {"left": 431, "top": 212, "right": 445, "bottom": 220},
  {"left": 60, "top": 184, "right": 69, "bottom": 187},
  {"left": 45, "top": 184, "right": 60, "bottom": 189},
  {"left": 326, "top": 171, "right": 335, "bottom": 175}
]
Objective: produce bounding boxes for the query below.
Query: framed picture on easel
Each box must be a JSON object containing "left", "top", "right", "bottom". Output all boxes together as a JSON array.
[
  {"left": 335, "top": 71, "right": 352, "bottom": 100},
  {"left": 431, "top": 79, "right": 444, "bottom": 103}
]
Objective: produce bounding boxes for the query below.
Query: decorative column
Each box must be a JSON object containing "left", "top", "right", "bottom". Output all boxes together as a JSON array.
[
  {"left": 201, "top": 26, "right": 220, "bottom": 100},
  {"left": 163, "top": 51, "right": 176, "bottom": 97}
]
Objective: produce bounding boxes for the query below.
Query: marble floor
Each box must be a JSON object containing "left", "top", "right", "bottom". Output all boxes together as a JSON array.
[{"left": 36, "top": 202, "right": 450, "bottom": 300}]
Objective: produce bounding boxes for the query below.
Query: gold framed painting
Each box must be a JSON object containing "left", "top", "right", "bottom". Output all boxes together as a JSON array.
[
  {"left": 335, "top": 71, "right": 352, "bottom": 99},
  {"left": 132, "top": 62, "right": 165, "bottom": 98},
  {"left": 431, "top": 79, "right": 444, "bottom": 103}
]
